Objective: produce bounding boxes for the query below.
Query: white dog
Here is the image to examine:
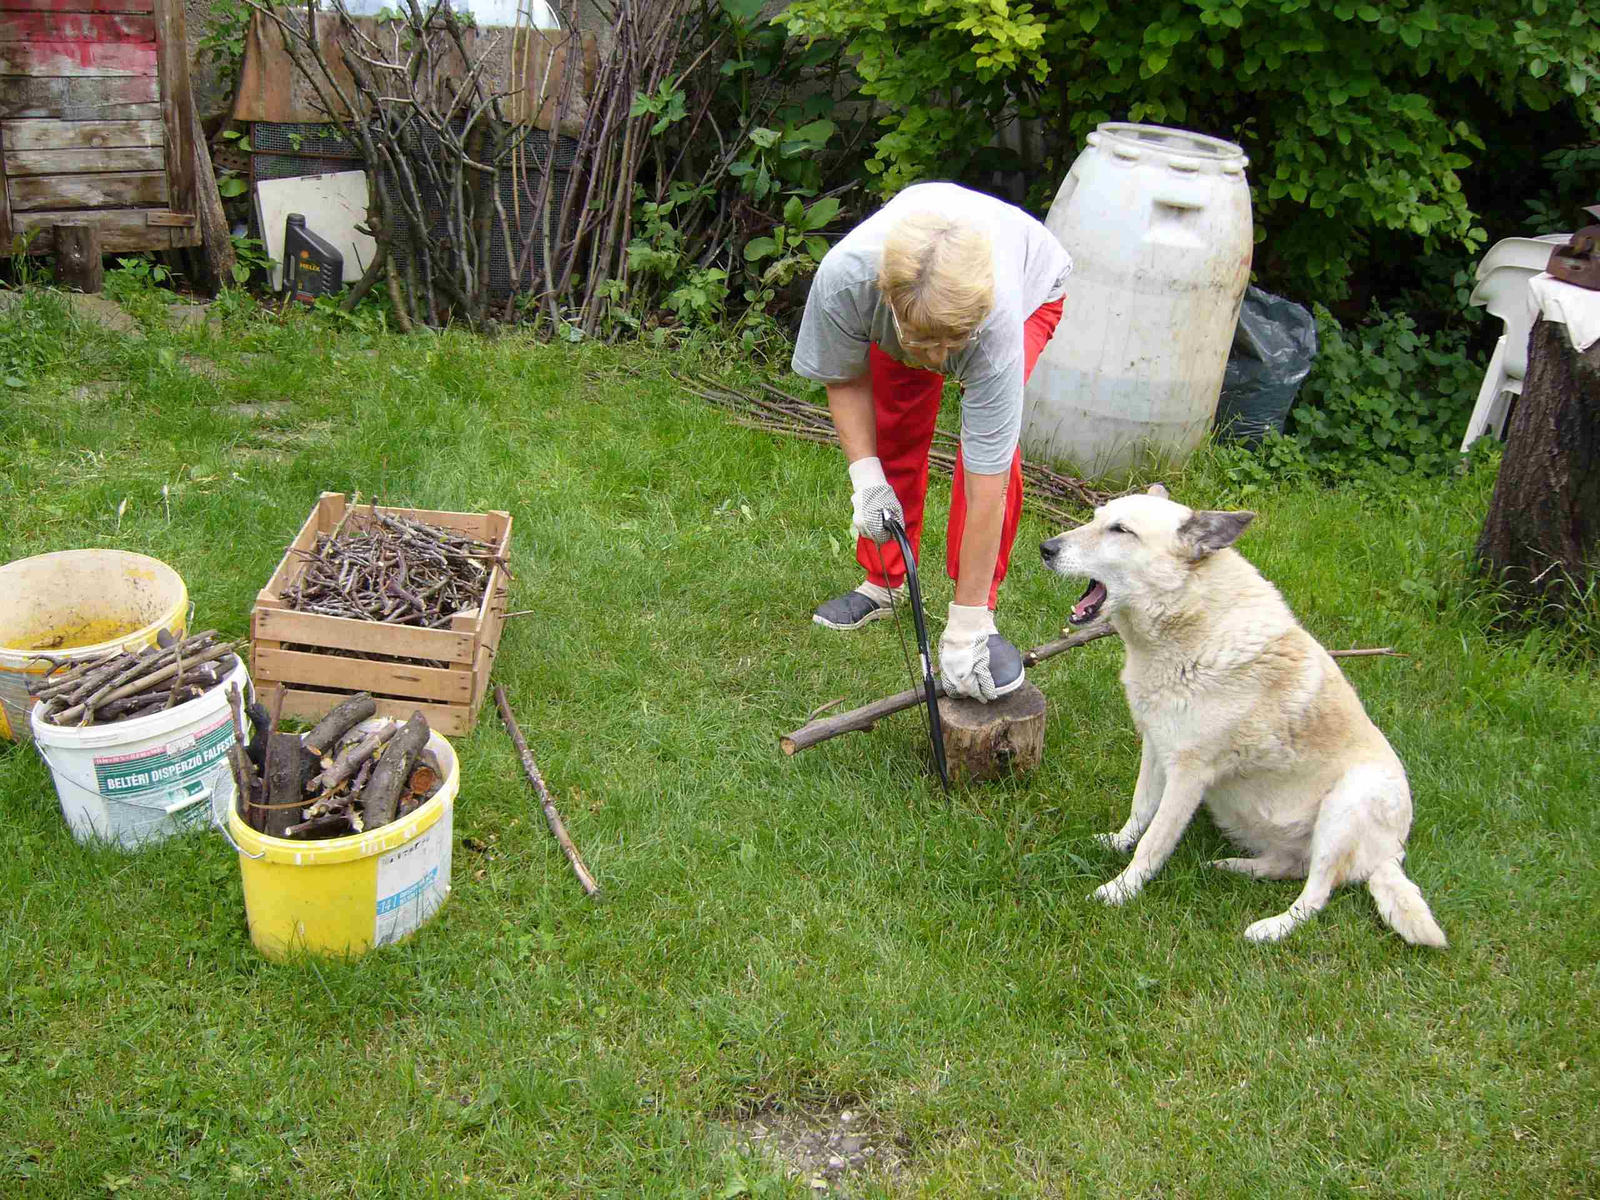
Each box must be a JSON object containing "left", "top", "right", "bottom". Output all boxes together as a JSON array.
[{"left": 1039, "top": 485, "right": 1446, "bottom": 946}]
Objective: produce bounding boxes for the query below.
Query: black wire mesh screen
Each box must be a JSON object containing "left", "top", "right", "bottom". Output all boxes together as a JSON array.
[{"left": 378, "top": 123, "right": 580, "bottom": 304}]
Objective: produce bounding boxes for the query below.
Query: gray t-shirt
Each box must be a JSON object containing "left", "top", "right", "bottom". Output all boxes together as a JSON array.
[{"left": 791, "top": 182, "right": 1073, "bottom": 474}]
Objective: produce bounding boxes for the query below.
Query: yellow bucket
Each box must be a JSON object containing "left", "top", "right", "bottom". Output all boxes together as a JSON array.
[
  {"left": 0, "top": 549, "right": 189, "bottom": 742},
  {"left": 227, "top": 721, "right": 458, "bottom": 961}
]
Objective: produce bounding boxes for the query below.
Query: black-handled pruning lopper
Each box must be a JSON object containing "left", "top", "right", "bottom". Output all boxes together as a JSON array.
[{"left": 881, "top": 514, "right": 950, "bottom": 793}]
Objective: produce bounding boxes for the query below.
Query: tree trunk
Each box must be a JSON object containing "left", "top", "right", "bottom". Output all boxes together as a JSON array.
[
  {"left": 54, "top": 224, "right": 103, "bottom": 294},
  {"left": 184, "top": 90, "right": 237, "bottom": 298},
  {"left": 1475, "top": 318, "right": 1600, "bottom": 604},
  {"left": 937, "top": 682, "right": 1047, "bottom": 784}
]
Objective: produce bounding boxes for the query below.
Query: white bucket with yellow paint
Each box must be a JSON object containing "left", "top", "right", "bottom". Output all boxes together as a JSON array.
[
  {"left": 227, "top": 720, "right": 458, "bottom": 961},
  {"left": 0, "top": 549, "right": 190, "bottom": 742}
]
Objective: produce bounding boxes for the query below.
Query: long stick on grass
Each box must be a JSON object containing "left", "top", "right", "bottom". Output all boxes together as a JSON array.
[
  {"left": 494, "top": 685, "right": 600, "bottom": 900},
  {"left": 780, "top": 627, "right": 1402, "bottom": 756}
]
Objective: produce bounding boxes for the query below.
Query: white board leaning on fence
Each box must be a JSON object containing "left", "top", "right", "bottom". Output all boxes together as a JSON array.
[{"left": 254, "top": 171, "right": 377, "bottom": 293}]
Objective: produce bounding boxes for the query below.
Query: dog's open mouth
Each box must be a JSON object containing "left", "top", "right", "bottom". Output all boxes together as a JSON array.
[{"left": 1070, "top": 580, "right": 1107, "bottom": 625}]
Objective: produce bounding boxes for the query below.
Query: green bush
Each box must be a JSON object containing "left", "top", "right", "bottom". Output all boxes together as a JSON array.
[
  {"left": 779, "top": 0, "right": 1600, "bottom": 297},
  {"left": 1284, "top": 303, "right": 1484, "bottom": 475}
]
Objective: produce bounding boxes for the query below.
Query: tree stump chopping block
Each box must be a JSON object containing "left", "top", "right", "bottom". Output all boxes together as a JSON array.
[{"left": 936, "top": 681, "right": 1047, "bottom": 784}]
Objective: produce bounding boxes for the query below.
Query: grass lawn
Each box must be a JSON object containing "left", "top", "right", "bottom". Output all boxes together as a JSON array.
[{"left": 0, "top": 288, "right": 1596, "bottom": 1198}]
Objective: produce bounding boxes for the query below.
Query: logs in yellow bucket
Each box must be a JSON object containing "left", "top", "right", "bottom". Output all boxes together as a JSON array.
[
  {"left": 0, "top": 550, "right": 189, "bottom": 742},
  {"left": 228, "top": 720, "right": 458, "bottom": 961}
]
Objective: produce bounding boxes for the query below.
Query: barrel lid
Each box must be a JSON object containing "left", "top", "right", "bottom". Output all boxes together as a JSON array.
[{"left": 1092, "top": 123, "right": 1248, "bottom": 176}]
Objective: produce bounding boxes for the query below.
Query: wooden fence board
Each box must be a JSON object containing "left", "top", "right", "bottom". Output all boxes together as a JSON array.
[
  {"left": 0, "top": 76, "right": 159, "bottom": 118},
  {"left": 6, "top": 145, "right": 161, "bottom": 173},
  {"left": 0, "top": 40, "right": 157, "bottom": 75},
  {"left": 0, "top": 116, "right": 161, "bottom": 148},
  {"left": 0, "top": 13, "right": 156, "bottom": 40},
  {"left": 12, "top": 207, "right": 181, "bottom": 250},
  {"left": 9, "top": 167, "right": 168, "bottom": 209},
  {"left": 0, "top": 0, "right": 155, "bottom": 12}
]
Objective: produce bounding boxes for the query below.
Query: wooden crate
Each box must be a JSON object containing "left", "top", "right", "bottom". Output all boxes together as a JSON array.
[{"left": 251, "top": 493, "right": 511, "bottom": 736}]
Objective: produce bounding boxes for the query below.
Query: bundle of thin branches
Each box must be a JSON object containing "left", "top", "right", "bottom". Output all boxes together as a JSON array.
[
  {"left": 674, "top": 372, "right": 1113, "bottom": 527},
  {"left": 247, "top": 0, "right": 549, "bottom": 329},
  {"left": 510, "top": 0, "right": 709, "bottom": 336},
  {"left": 282, "top": 506, "right": 506, "bottom": 626},
  {"left": 29, "top": 632, "right": 241, "bottom": 727}
]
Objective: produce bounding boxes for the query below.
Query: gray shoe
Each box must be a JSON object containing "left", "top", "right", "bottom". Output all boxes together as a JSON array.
[
  {"left": 813, "top": 589, "right": 895, "bottom": 631},
  {"left": 985, "top": 635, "right": 1025, "bottom": 696}
]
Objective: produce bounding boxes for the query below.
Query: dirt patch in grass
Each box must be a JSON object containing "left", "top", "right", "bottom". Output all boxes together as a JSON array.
[{"left": 722, "top": 1105, "right": 907, "bottom": 1196}]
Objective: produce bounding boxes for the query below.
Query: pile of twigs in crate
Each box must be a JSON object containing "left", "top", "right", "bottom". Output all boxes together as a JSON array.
[
  {"left": 283, "top": 503, "right": 506, "bottom": 627},
  {"left": 228, "top": 691, "right": 445, "bottom": 841},
  {"left": 29, "top": 630, "right": 240, "bottom": 726}
]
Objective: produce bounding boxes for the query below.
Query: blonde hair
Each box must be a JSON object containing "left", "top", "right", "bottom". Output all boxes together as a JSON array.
[{"left": 878, "top": 211, "right": 996, "bottom": 343}]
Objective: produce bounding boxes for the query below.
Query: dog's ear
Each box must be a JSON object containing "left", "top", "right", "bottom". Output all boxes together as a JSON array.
[
  {"left": 1178, "top": 509, "right": 1255, "bottom": 559},
  {"left": 1146, "top": 482, "right": 1169, "bottom": 500}
]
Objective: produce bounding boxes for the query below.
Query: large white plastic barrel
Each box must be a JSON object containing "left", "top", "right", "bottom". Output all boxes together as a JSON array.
[{"left": 1022, "top": 123, "right": 1253, "bottom": 479}]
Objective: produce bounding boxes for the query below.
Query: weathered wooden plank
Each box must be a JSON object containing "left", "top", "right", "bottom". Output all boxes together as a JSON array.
[
  {"left": 255, "top": 648, "right": 475, "bottom": 704},
  {"left": 253, "top": 608, "right": 477, "bottom": 665},
  {"left": 257, "top": 684, "right": 476, "bottom": 739},
  {"left": 0, "top": 117, "right": 161, "bottom": 149},
  {"left": 151, "top": 0, "right": 194, "bottom": 220},
  {"left": 0, "top": 13, "right": 156, "bottom": 40},
  {"left": 12, "top": 207, "right": 177, "bottom": 251},
  {"left": 8, "top": 168, "right": 168, "bottom": 210},
  {"left": 0, "top": 40, "right": 157, "bottom": 75},
  {"left": 143, "top": 209, "right": 189, "bottom": 226},
  {"left": 6, "top": 145, "right": 161, "bottom": 174},
  {"left": 0, "top": 0, "right": 155, "bottom": 12},
  {"left": 0, "top": 74, "right": 160, "bottom": 117},
  {"left": 0, "top": 118, "right": 11, "bottom": 248}
]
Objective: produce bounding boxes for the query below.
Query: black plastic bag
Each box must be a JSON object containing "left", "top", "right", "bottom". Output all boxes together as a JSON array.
[{"left": 1213, "top": 286, "right": 1318, "bottom": 443}]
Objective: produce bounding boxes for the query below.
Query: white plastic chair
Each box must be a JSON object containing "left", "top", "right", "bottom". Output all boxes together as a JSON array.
[{"left": 1460, "top": 233, "right": 1571, "bottom": 451}]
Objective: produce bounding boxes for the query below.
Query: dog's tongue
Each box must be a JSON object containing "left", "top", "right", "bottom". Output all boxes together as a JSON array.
[{"left": 1073, "top": 581, "right": 1107, "bottom": 621}]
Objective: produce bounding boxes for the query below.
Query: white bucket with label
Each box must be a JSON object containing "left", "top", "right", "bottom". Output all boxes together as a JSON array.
[{"left": 30, "top": 657, "right": 251, "bottom": 849}]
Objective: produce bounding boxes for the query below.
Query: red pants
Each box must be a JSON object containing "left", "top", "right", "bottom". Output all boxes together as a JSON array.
[{"left": 859, "top": 297, "right": 1064, "bottom": 610}]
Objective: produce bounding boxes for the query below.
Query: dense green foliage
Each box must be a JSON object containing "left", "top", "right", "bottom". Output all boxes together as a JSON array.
[
  {"left": 780, "top": 0, "right": 1600, "bottom": 296},
  {"left": 1285, "top": 303, "right": 1485, "bottom": 474}
]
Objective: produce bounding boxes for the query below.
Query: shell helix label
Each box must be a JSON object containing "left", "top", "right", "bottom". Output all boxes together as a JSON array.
[
  {"left": 93, "top": 715, "right": 235, "bottom": 812},
  {"left": 372, "top": 807, "right": 453, "bottom": 949}
]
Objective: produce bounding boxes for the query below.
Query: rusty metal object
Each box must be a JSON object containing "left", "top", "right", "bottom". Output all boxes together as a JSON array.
[{"left": 1546, "top": 205, "right": 1600, "bottom": 292}]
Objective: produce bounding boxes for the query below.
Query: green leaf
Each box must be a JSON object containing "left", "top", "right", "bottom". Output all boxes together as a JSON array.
[
  {"left": 721, "top": 0, "right": 764, "bottom": 20},
  {"left": 802, "top": 197, "right": 841, "bottom": 230},
  {"left": 805, "top": 235, "right": 830, "bottom": 261},
  {"left": 783, "top": 195, "right": 805, "bottom": 227},
  {"left": 1529, "top": 58, "right": 1548, "bottom": 78},
  {"left": 743, "top": 236, "right": 778, "bottom": 261},
  {"left": 1080, "top": 9, "right": 1100, "bottom": 32}
]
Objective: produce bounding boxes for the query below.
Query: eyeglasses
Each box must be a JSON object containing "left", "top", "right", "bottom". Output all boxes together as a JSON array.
[{"left": 890, "top": 304, "right": 980, "bottom": 353}]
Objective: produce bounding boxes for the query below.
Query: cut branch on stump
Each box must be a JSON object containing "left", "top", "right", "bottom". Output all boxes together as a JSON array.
[{"left": 781, "top": 623, "right": 1404, "bottom": 759}]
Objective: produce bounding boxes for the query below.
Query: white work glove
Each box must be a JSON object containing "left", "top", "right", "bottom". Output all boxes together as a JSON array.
[
  {"left": 848, "top": 457, "right": 905, "bottom": 545},
  {"left": 939, "top": 602, "right": 1000, "bottom": 702}
]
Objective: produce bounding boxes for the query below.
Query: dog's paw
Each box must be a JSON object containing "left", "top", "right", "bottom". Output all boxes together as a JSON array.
[
  {"left": 1095, "top": 831, "right": 1137, "bottom": 856},
  {"left": 1091, "top": 876, "right": 1139, "bottom": 907},
  {"left": 1243, "top": 913, "right": 1299, "bottom": 943}
]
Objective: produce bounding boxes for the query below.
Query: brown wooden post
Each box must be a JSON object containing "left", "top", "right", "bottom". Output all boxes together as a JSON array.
[
  {"left": 54, "top": 223, "right": 104, "bottom": 293},
  {"left": 184, "top": 91, "right": 236, "bottom": 296},
  {"left": 1475, "top": 317, "right": 1600, "bottom": 604}
]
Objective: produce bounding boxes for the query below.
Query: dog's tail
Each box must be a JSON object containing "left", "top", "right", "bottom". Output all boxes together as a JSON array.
[{"left": 1366, "top": 858, "right": 1447, "bottom": 948}]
